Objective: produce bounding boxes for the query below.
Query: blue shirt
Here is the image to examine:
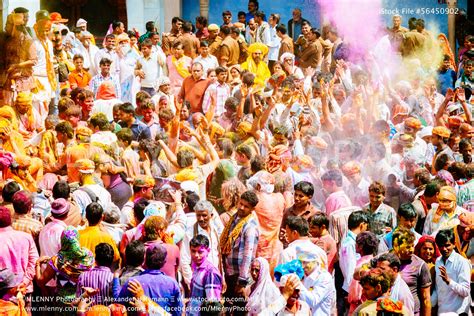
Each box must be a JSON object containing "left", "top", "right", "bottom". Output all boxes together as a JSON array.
[
  {"left": 119, "top": 269, "right": 183, "bottom": 316},
  {"left": 437, "top": 68, "right": 456, "bottom": 95},
  {"left": 127, "top": 119, "right": 151, "bottom": 141}
]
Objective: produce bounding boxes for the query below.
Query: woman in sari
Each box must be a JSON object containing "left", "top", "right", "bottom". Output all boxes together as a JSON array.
[
  {"left": 35, "top": 226, "right": 94, "bottom": 304},
  {"left": 246, "top": 257, "right": 282, "bottom": 315},
  {"left": 247, "top": 171, "right": 285, "bottom": 272},
  {"left": 166, "top": 41, "right": 191, "bottom": 95}
]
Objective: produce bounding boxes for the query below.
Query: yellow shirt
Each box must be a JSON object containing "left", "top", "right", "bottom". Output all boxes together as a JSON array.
[{"left": 79, "top": 226, "right": 120, "bottom": 263}]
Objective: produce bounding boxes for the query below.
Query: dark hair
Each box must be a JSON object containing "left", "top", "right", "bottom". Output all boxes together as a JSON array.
[
  {"left": 73, "top": 54, "right": 84, "bottom": 61},
  {"left": 145, "top": 244, "right": 167, "bottom": 269},
  {"left": 133, "top": 198, "right": 148, "bottom": 223},
  {"left": 117, "top": 128, "right": 133, "bottom": 145},
  {"left": 249, "top": 0, "right": 259, "bottom": 8},
  {"left": 356, "top": 231, "right": 379, "bottom": 256},
  {"left": 182, "top": 21, "right": 193, "bottom": 33},
  {"left": 190, "top": 234, "right": 210, "bottom": 248},
  {"left": 424, "top": 180, "right": 444, "bottom": 197},
  {"left": 238, "top": 11, "right": 246, "bottom": 17},
  {"left": 215, "top": 66, "right": 227, "bottom": 75},
  {"left": 376, "top": 253, "right": 401, "bottom": 270},
  {"left": 172, "top": 40, "right": 183, "bottom": 49},
  {"left": 348, "top": 211, "right": 369, "bottom": 230},
  {"left": 221, "top": 25, "right": 231, "bottom": 36},
  {"left": 242, "top": 71, "right": 255, "bottom": 86},
  {"left": 89, "top": 113, "right": 110, "bottom": 131},
  {"left": 112, "top": 20, "right": 123, "bottom": 30},
  {"left": 231, "top": 26, "right": 241, "bottom": 35},
  {"left": 414, "top": 168, "right": 431, "bottom": 185},
  {"left": 127, "top": 30, "right": 137, "bottom": 39},
  {"left": 2, "top": 181, "right": 20, "bottom": 203},
  {"left": 240, "top": 190, "right": 259, "bottom": 207},
  {"left": 55, "top": 121, "right": 74, "bottom": 139},
  {"left": 126, "top": 240, "right": 145, "bottom": 267},
  {"left": 105, "top": 33, "right": 116, "bottom": 41},
  {"left": 145, "top": 21, "right": 155, "bottom": 32},
  {"left": 369, "top": 181, "right": 385, "bottom": 195},
  {"left": 200, "top": 40, "right": 209, "bottom": 47},
  {"left": 13, "top": 7, "right": 28, "bottom": 13},
  {"left": 435, "top": 228, "right": 455, "bottom": 246},
  {"left": 465, "top": 163, "right": 474, "bottom": 179},
  {"left": 276, "top": 24, "right": 287, "bottom": 34},
  {"left": 286, "top": 216, "right": 310, "bottom": 236},
  {"left": 99, "top": 57, "right": 112, "bottom": 66},
  {"left": 398, "top": 203, "right": 417, "bottom": 220},
  {"left": 52, "top": 180, "right": 70, "bottom": 199},
  {"left": 254, "top": 11, "right": 265, "bottom": 19},
  {"left": 177, "top": 149, "right": 195, "bottom": 168},
  {"left": 95, "top": 243, "right": 114, "bottom": 267},
  {"left": 85, "top": 202, "right": 104, "bottom": 226},
  {"left": 310, "top": 212, "right": 329, "bottom": 228},
  {"left": 172, "top": 17, "right": 182, "bottom": 24},
  {"left": 301, "top": 21, "right": 311, "bottom": 28},
  {"left": 392, "top": 227, "right": 416, "bottom": 247},
  {"left": 416, "top": 18, "right": 425, "bottom": 28},
  {"left": 250, "top": 155, "right": 266, "bottom": 173},
  {"left": 12, "top": 191, "right": 32, "bottom": 215},
  {"left": 222, "top": 10, "right": 232, "bottom": 17},
  {"left": 185, "top": 193, "right": 200, "bottom": 212},
  {"left": 196, "top": 16, "right": 208, "bottom": 27},
  {"left": 321, "top": 169, "right": 343, "bottom": 187},
  {"left": 236, "top": 144, "right": 253, "bottom": 159},
  {"left": 119, "top": 102, "right": 135, "bottom": 114},
  {"left": 294, "top": 181, "right": 314, "bottom": 197},
  {"left": 408, "top": 17, "right": 418, "bottom": 30},
  {"left": 141, "top": 38, "right": 153, "bottom": 48},
  {"left": 434, "top": 153, "right": 450, "bottom": 172},
  {"left": 0, "top": 206, "right": 12, "bottom": 228},
  {"left": 360, "top": 268, "right": 391, "bottom": 294}
]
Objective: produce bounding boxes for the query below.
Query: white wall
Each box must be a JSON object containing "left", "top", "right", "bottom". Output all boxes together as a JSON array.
[{"left": 126, "top": 0, "right": 180, "bottom": 35}]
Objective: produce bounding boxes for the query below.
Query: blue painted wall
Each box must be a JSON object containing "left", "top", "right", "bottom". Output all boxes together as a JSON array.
[{"left": 182, "top": 0, "right": 467, "bottom": 36}]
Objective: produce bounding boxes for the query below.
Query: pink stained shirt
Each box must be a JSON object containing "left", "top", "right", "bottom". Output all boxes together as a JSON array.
[
  {"left": 325, "top": 190, "right": 352, "bottom": 216},
  {"left": 0, "top": 227, "right": 39, "bottom": 293},
  {"left": 38, "top": 218, "right": 67, "bottom": 257}
]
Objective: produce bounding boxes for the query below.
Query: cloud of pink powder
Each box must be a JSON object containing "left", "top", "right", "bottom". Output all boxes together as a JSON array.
[{"left": 318, "top": 0, "right": 383, "bottom": 61}]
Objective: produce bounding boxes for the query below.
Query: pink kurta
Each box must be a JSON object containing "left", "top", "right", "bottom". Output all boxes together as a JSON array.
[
  {"left": 254, "top": 192, "right": 285, "bottom": 271},
  {"left": 166, "top": 55, "right": 192, "bottom": 95}
]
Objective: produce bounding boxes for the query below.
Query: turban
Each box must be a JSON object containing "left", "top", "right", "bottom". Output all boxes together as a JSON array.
[
  {"left": 237, "top": 121, "right": 252, "bottom": 136},
  {"left": 133, "top": 175, "right": 155, "bottom": 187},
  {"left": 432, "top": 126, "right": 451, "bottom": 138},
  {"left": 248, "top": 42, "right": 269, "bottom": 56},
  {"left": 75, "top": 159, "right": 95, "bottom": 174},
  {"left": 448, "top": 116, "right": 463, "bottom": 128},
  {"left": 439, "top": 186, "right": 456, "bottom": 202},
  {"left": 266, "top": 145, "right": 291, "bottom": 173},
  {"left": 15, "top": 92, "right": 33, "bottom": 104},
  {"left": 116, "top": 33, "right": 129, "bottom": 43},
  {"left": 399, "top": 134, "right": 414, "bottom": 147},
  {"left": 76, "top": 18, "right": 87, "bottom": 27},
  {"left": 292, "top": 155, "right": 314, "bottom": 172},
  {"left": 210, "top": 122, "right": 225, "bottom": 140},
  {"left": 404, "top": 117, "right": 421, "bottom": 130},
  {"left": 279, "top": 52, "right": 295, "bottom": 63}
]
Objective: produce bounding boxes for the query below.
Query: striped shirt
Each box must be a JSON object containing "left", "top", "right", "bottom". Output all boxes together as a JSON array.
[
  {"left": 89, "top": 73, "right": 121, "bottom": 98},
  {"left": 223, "top": 213, "right": 259, "bottom": 284},
  {"left": 77, "top": 266, "right": 114, "bottom": 305},
  {"left": 12, "top": 214, "right": 44, "bottom": 242},
  {"left": 188, "top": 259, "right": 222, "bottom": 315},
  {"left": 202, "top": 82, "right": 231, "bottom": 116}
]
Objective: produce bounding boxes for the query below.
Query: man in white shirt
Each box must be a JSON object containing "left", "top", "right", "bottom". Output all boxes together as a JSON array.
[
  {"left": 180, "top": 200, "right": 223, "bottom": 289},
  {"left": 193, "top": 41, "right": 219, "bottom": 76},
  {"left": 268, "top": 13, "right": 282, "bottom": 69},
  {"left": 375, "top": 253, "right": 415, "bottom": 315},
  {"left": 135, "top": 38, "right": 165, "bottom": 97},
  {"left": 432, "top": 228, "right": 471, "bottom": 315},
  {"left": 254, "top": 11, "right": 271, "bottom": 46},
  {"left": 278, "top": 216, "right": 327, "bottom": 270},
  {"left": 202, "top": 66, "right": 231, "bottom": 116},
  {"left": 94, "top": 34, "right": 120, "bottom": 77}
]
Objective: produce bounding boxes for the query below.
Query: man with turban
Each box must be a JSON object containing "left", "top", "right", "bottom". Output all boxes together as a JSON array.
[
  {"left": 423, "top": 186, "right": 465, "bottom": 236},
  {"left": 241, "top": 43, "right": 271, "bottom": 89},
  {"left": 14, "top": 92, "right": 43, "bottom": 143},
  {"left": 430, "top": 126, "right": 453, "bottom": 174}
]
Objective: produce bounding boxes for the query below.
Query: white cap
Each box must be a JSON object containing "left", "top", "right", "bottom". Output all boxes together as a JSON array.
[
  {"left": 419, "top": 126, "right": 433, "bottom": 139},
  {"left": 181, "top": 181, "right": 199, "bottom": 195},
  {"left": 277, "top": 273, "right": 303, "bottom": 289},
  {"left": 76, "top": 18, "right": 87, "bottom": 27}
]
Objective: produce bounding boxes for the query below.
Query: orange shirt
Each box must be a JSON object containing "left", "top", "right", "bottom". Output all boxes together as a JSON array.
[{"left": 68, "top": 69, "right": 92, "bottom": 88}]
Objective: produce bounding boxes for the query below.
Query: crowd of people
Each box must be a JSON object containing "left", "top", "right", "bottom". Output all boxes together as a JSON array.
[{"left": 0, "top": 0, "right": 474, "bottom": 315}]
